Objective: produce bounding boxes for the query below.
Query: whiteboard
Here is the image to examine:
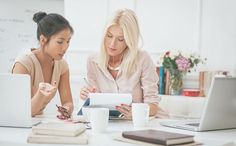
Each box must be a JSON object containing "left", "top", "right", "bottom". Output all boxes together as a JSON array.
[{"left": 0, "top": 0, "right": 64, "bottom": 73}]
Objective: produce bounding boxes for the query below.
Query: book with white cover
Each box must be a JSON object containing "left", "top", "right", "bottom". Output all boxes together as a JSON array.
[
  {"left": 27, "top": 132, "right": 88, "bottom": 144},
  {"left": 32, "top": 123, "right": 86, "bottom": 137}
]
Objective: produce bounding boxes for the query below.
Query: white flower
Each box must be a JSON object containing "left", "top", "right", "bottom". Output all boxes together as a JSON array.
[
  {"left": 182, "top": 52, "right": 191, "bottom": 59},
  {"left": 169, "top": 49, "right": 179, "bottom": 59},
  {"left": 157, "top": 53, "right": 164, "bottom": 65}
]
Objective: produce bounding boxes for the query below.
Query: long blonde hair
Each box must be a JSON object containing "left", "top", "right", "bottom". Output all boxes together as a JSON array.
[{"left": 99, "top": 9, "right": 141, "bottom": 77}]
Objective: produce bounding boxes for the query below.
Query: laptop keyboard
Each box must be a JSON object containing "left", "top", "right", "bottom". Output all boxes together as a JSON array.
[{"left": 186, "top": 123, "right": 200, "bottom": 127}]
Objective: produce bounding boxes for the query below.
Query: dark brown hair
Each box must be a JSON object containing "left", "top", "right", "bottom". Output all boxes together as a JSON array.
[{"left": 33, "top": 12, "right": 74, "bottom": 40}]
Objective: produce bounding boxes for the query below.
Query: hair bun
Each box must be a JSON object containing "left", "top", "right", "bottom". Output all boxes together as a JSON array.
[{"left": 33, "top": 12, "right": 47, "bottom": 23}]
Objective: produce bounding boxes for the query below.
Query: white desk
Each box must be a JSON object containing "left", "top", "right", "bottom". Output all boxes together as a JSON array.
[{"left": 0, "top": 116, "right": 236, "bottom": 146}]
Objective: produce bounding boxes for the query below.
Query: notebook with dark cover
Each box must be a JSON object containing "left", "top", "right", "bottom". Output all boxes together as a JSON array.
[{"left": 122, "top": 129, "right": 194, "bottom": 145}]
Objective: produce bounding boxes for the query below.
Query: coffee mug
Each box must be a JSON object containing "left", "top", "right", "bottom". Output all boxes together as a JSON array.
[
  {"left": 132, "top": 103, "right": 150, "bottom": 127},
  {"left": 90, "top": 108, "right": 109, "bottom": 133}
]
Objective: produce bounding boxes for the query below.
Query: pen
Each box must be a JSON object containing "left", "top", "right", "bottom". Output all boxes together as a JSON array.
[
  {"left": 56, "top": 104, "right": 70, "bottom": 118},
  {"left": 83, "top": 77, "right": 90, "bottom": 87},
  {"left": 83, "top": 77, "right": 96, "bottom": 93}
]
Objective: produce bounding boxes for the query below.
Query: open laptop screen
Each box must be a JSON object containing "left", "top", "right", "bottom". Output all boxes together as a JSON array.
[
  {"left": 0, "top": 73, "right": 34, "bottom": 128},
  {"left": 160, "top": 77, "right": 236, "bottom": 131}
]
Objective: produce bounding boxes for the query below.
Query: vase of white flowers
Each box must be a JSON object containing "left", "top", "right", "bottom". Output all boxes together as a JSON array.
[{"left": 169, "top": 70, "right": 183, "bottom": 95}]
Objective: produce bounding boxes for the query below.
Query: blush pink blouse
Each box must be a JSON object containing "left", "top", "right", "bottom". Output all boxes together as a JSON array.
[{"left": 87, "top": 51, "right": 161, "bottom": 104}]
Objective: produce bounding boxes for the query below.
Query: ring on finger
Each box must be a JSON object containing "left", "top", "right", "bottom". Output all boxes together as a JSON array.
[{"left": 126, "top": 108, "right": 131, "bottom": 112}]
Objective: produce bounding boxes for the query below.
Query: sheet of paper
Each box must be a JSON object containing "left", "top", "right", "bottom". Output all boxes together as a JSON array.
[{"left": 89, "top": 93, "right": 132, "bottom": 110}]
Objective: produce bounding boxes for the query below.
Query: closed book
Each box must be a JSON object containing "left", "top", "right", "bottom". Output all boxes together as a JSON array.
[
  {"left": 122, "top": 129, "right": 194, "bottom": 145},
  {"left": 182, "top": 89, "right": 200, "bottom": 97},
  {"left": 27, "top": 132, "right": 88, "bottom": 144},
  {"left": 165, "top": 70, "right": 170, "bottom": 95},
  {"left": 32, "top": 123, "right": 86, "bottom": 137},
  {"left": 159, "top": 66, "right": 165, "bottom": 94},
  {"left": 199, "top": 71, "right": 205, "bottom": 97}
]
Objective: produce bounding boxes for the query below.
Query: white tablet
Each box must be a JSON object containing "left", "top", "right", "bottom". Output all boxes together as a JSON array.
[{"left": 89, "top": 93, "right": 132, "bottom": 110}]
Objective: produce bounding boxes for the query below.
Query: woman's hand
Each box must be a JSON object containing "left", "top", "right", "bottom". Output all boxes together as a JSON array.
[
  {"left": 37, "top": 82, "right": 57, "bottom": 103},
  {"left": 38, "top": 82, "right": 57, "bottom": 96},
  {"left": 80, "top": 86, "right": 96, "bottom": 100},
  {"left": 116, "top": 104, "right": 132, "bottom": 119},
  {"left": 56, "top": 105, "right": 71, "bottom": 120}
]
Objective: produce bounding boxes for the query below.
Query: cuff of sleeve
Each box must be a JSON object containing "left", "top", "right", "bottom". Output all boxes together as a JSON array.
[{"left": 143, "top": 96, "right": 161, "bottom": 104}]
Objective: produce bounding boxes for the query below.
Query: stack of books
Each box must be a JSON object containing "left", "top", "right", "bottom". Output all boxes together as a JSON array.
[
  {"left": 120, "top": 129, "right": 199, "bottom": 146},
  {"left": 156, "top": 66, "right": 170, "bottom": 95},
  {"left": 27, "top": 122, "right": 88, "bottom": 144}
]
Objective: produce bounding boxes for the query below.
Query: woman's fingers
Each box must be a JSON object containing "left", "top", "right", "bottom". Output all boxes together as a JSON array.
[
  {"left": 57, "top": 114, "right": 69, "bottom": 120},
  {"left": 38, "top": 82, "right": 57, "bottom": 96},
  {"left": 80, "top": 86, "right": 97, "bottom": 99},
  {"left": 56, "top": 105, "right": 71, "bottom": 120},
  {"left": 39, "top": 87, "right": 56, "bottom": 96},
  {"left": 81, "top": 87, "right": 90, "bottom": 94},
  {"left": 116, "top": 104, "right": 132, "bottom": 119},
  {"left": 116, "top": 106, "right": 129, "bottom": 115},
  {"left": 60, "top": 111, "right": 70, "bottom": 119},
  {"left": 80, "top": 88, "right": 89, "bottom": 100},
  {"left": 87, "top": 86, "right": 96, "bottom": 93},
  {"left": 90, "top": 86, "right": 97, "bottom": 93},
  {"left": 121, "top": 104, "right": 131, "bottom": 110},
  {"left": 80, "top": 93, "right": 88, "bottom": 100}
]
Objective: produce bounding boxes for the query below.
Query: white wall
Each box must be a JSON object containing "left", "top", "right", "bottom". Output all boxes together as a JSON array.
[
  {"left": 136, "top": 0, "right": 199, "bottom": 53},
  {"left": 200, "top": 0, "right": 236, "bottom": 73}
]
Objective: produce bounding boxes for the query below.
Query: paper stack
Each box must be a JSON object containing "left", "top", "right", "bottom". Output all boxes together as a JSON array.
[{"left": 27, "top": 122, "right": 88, "bottom": 144}]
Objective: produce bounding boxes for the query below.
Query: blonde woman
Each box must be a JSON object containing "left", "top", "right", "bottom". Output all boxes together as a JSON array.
[{"left": 80, "top": 9, "right": 163, "bottom": 118}]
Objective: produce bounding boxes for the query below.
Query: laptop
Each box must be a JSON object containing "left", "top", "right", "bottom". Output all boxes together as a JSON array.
[
  {"left": 0, "top": 73, "right": 40, "bottom": 128},
  {"left": 160, "top": 77, "right": 236, "bottom": 131}
]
